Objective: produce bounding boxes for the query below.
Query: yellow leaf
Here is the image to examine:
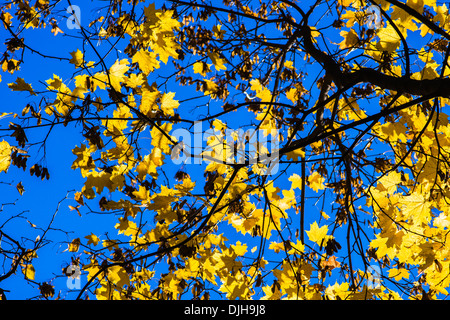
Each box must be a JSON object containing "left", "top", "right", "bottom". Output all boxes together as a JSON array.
[
  {"left": 85, "top": 233, "right": 100, "bottom": 246},
  {"left": 231, "top": 241, "right": 247, "bottom": 256},
  {"left": 269, "top": 241, "right": 285, "bottom": 253},
  {"left": 203, "top": 79, "right": 219, "bottom": 96},
  {"left": 379, "top": 122, "right": 407, "bottom": 143},
  {"left": 1, "top": 11, "right": 13, "bottom": 27},
  {"left": 68, "top": 238, "right": 81, "bottom": 252},
  {"left": 8, "top": 77, "right": 35, "bottom": 95},
  {"left": 151, "top": 122, "right": 173, "bottom": 154},
  {"left": 306, "top": 221, "right": 329, "bottom": 245},
  {"left": 108, "top": 265, "right": 130, "bottom": 288},
  {"left": 132, "top": 185, "right": 150, "bottom": 201},
  {"left": 377, "top": 171, "right": 401, "bottom": 193},
  {"left": 132, "top": 49, "right": 160, "bottom": 75},
  {"left": 22, "top": 264, "right": 35, "bottom": 280},
  {"left": 208, "top": 52, "right": 227, "bottom": 71},
  {"left": 288, "top": 173, "right": 303, "bottom": 190},
  {"left": 90, "top": 72, "right": 108, "bottom": 92},
  {"left": 71, "top": 144, "right": 96, "bottom": 177},
  {"left": 399, "top": 191, "right": 432, "bottom": 224},
  {"left": 308, "top": 171, "right": 325, "bottom": 192},
  {"left": 338, "top": 0, "right": 353, "bottom": 6},
  {"left": 115, "top": 217, "right": 140, "bottom": 237},
  {"left": 193, "top": 61, "right": 211, "bottom": 77},
  {"left": 125, "top": 73, "right": 145, "bottom": 88},
  {"left": 102, "top": 239, "right": 119, "bottom": 251},
  {"left": 339, "top": 29, "right": 359, "bottom": 50},
  {"left": 0, "top": 140, "right": 12, "bottom": 173},
  {"left": 83, "top": 259, "right": 101, "bottom": 281},
  {"left": 286, "top": 148, "right": 305, "bottom": 161},
  {"left": 288, "top": 239, "right": 305, "bottom": 254},
  {"left": 109, "top": 59, "right": 130, "bottom": 91},
  {"left": 69, "top": 49, "right": 84, "bottom": 68},
  {"left": 160, "top": 92, "right": 179, "bottom": 116},
  {"left": 284, "top": 60, "right": 295, "bottom": 69},
  {"left": 376, "top": 24, "right": 402, "bottom": 53},
  {"left": 388, "top": 268, "right": 410, "bottom": 281},
  {"left": 46, "top": 74, "right": 63, "bottom": 90}
]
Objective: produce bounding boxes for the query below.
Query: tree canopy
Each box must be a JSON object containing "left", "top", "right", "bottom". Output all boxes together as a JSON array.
[{"left": 2, "top": 0, "right": 450, "bottom": 300}]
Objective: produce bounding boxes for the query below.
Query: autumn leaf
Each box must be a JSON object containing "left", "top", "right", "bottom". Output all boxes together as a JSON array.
[
  {"left": 388, "top": 268, "right": 410, "bottom": 281},
  {"left": 109, "top": 59, "right": 130, "bottom": 91},
  {"left": 308, "top": 171, "right": 325, "bottom": 192},
  {"left": 231, "top": 241, "right": 247, "bottom": 256},
  {"left": 339, "top": 29, "right": 359, "bottom": 50},
  {"left": 8, "top": 77, "right": 35, "bottom": 95},
  {"left": 69, "top": 49, "right": 84, "bottom": 68},
  {"left": 6, "top": 0, "right": 450, "bottom": 301},
  {"left": 376, "top": 24, "right": 402, "bottom": 53},
  {"left": 85, "top": 233, "right": 100, "bottom": 246},
  {"left": 151, "top": 122, "right": 173, "bottom": 154},
  {"left": 22, "top": 264, "right": 35, "bottom": 280},
  {"left": 193, "top": 61, "right": 211, "bottom": 77},
  {"left": 160, "top": 92, "right": 179, "bottom": 116},
  {"left": 0, "top": 140, "right": 12, "bottom": 173},
  {"left": 108, "top": 265, "right": 130, "bottom": 288},
  {"left": 208, "top": 52, "right": 227, "bottom": 71},
  {"left": 306, "top": 222, "right": 330, "bottom": 246},
  {"left": 288, "top": 173, "right": 302, "bottom": 190},
  {"left": 285, "top": 148, "right": 305, "bottom": 161},
  {"left": 132, "top": 49, "right": 160, "bottom": 75},
  {"left": 68, "top": 238, "right": 81, "bottom": 252}
]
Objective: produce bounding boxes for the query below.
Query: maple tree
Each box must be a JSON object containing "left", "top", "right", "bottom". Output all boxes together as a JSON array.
[{"left": 2, "top": 0, "right": 450, "bottom": 300}]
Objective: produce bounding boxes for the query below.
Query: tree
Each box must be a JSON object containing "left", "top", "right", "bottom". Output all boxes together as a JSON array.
[{"left": 1, "top": 0, "right": 450, "bottom": 300}]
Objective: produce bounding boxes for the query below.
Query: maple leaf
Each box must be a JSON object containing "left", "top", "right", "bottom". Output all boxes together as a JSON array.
[
  {"left": 151, "top": 123, "right": 174, "bottom": 154},
  {"left": 8, "top": 77, "right": 35, "bottom": 95},
  {"left": 85, "top": 233, "right": 100, "bottom": 246},
  {"left": 288, "top": 173, "right": 303, "bottom": 190},
  {"left": 203, "top": 79, "right": 219, "bottom": 97},
  {"left": 108, "top": 265, "right": 130, "bottom": 288},
  {"left": 69, "top": 49, "right": 84, "bottom": 68},
  {"left": 388, "top": 267, "right": 410, "bottom": 281},
  {"left": 208, "top": 52, "right": 227, "bottom": 71},
  {"left": 50, "top": 20, "right": 63, "bottom": 36},
  {"left": 269, "top": 241, "right": 285, "bottom": 253},
  {"left": 108, "top": 59, "right": 129, "bottom": 91},
  {"left": 306, "top": 221, "right": 330, "bottom": 246},
  {"left": 285, "top": 148, "right": 305, "bottom": 161},
  {"left": 193, "top": 61, "right": 211, "bottom": 77},
  {"left": 160, "top": 92, "right": 179, "bottom": 116},
  {"left": 321, "top": 255, "right": 341, "bottom": 271},
  {"left": 115, "top": 217, "right": 140, "bottom": 237},
  {"left": 0, "top": 140, "right": 12, "bottom": 173},
  {"left": 399, "top": 191, "right": 432, "bottom": 224},
  {"left": 376, "top": 24, "right": 402, "bottom": 53},
  {"left": 308, "top": 171, "right": 326, "bottom": 192},
  {"left": 339, "top": 29, "right": 359, "bottom": 50},
  {"left": 231, "top": 241, "right": 247, "bottom": 256},
  {"left": 376, "top": 171, "right": 402, "bottom": 193},
  {"left": 288, "top": 239, "right": 305, "bottom": 254},
  {"left": 135, "top": 153, "right": 158, "bottom": 180},
  {"left": 22, "top": 264, "right": 36, "bottom": 280},
  {"left": 68, "top": 238, "right": 81, "bottom": 252},
  {"left": 132, "top": 49, "right": 160, "bottom": 75},
  {"left": 212, "top": 24, "right": 226, "bottom": 39}
]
